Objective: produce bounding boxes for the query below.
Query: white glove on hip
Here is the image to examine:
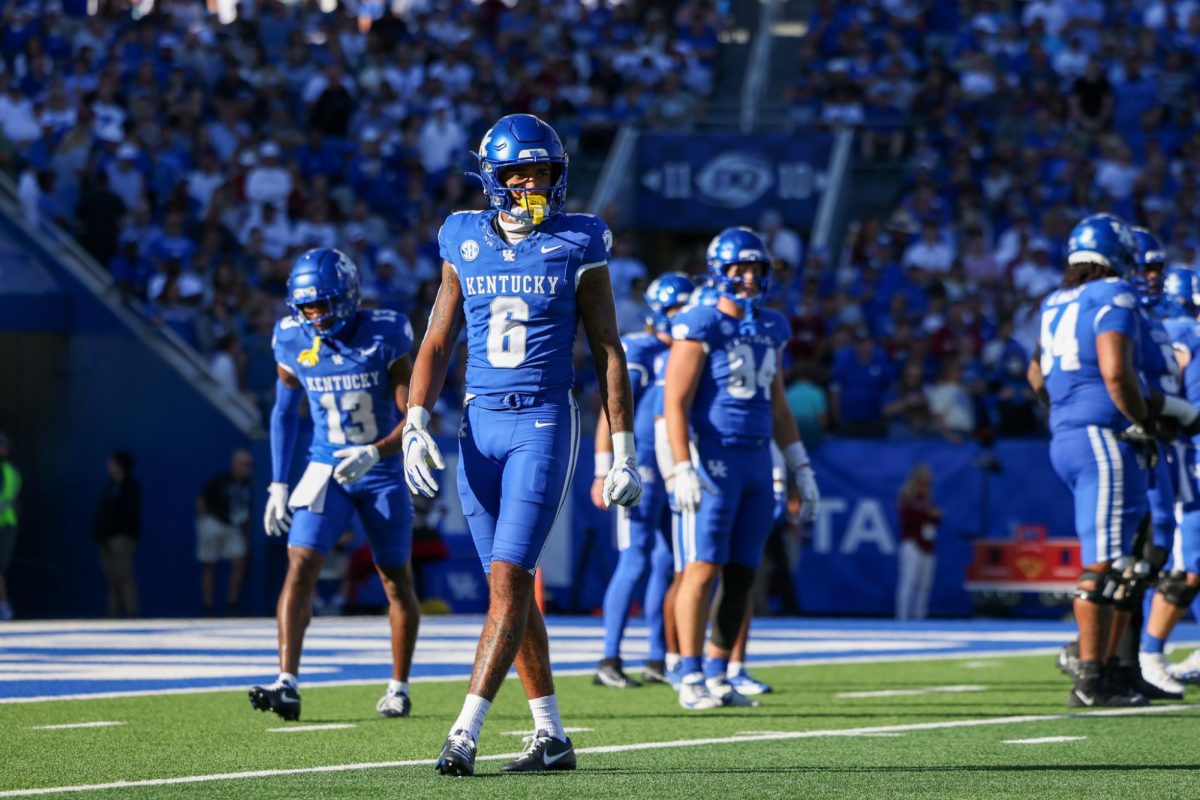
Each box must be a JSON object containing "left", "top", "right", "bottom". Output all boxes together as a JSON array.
[
  {"left": 672, "top": 462, "right": 713, "bottom": 513},
  {"left": 263, "top": 482, "right": 291, "bottom": 537},
  {"left": 332, "top": 444, "right": 380, "bottom": 484},
  {"left": 403, "top": 406, "right": 445, "bottom": 498}
]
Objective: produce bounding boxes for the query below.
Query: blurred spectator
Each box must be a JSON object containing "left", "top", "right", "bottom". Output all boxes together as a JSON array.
[
  {"left": 760, "top": 209, "right": 804, "bottom": 271},
  {"left": 196, "top": 450, "right": 252, "bottom": 616},
  {"left": 883, "top": 362, "right": 932, "bottom": 439},
  {"left": 91, "top": 451, "right": 141, "bottom": 619},
  {"left": 830, "top": 330, "right": 891, "bottom": 437},
  {"left": 784, "top": 363, "right": 829, "bottom": 449},
  {"left": 895, "top": 463, "right": 941, "bottom": 621},
  {"left": 0, "top": 433, "right": 21, "bottom": 621},
  {"left": 925, "top": 361, "right": 975, "bottom": 443}
]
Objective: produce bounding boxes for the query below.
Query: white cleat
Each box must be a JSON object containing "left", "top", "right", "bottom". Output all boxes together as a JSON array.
[
  {"left": 706, "top": 676, "right": 760, "bottom": 707},
  {"left": 678, "top": 673, "right": 723, "bottom": 710},
  {"left": 1167, "top": 650, "right": 1200, "bottom": 684},
  {"left": 1139, "top": 652, "right": 1186, "bottom": 695}
]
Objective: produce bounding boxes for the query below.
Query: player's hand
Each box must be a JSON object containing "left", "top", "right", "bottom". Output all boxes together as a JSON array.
[
  {"left": 332, "top": 444, "right": 380, "bottom": 484},
  {"left": 793, "top": 465, "right": 820, "bottom": 524},
  {"left": 604, "top": 459, "right": 643, "bottom": 508},
  {"left": 672, "top": 462, "right": 714, "bottom": 513},
  {"left": 264, "top": 482, "right": 291, "bottom": 537},
  {"left": 590, "top": 476, "right": 608, "bottom": 511},
  {"left": 403, "top": 406, "right": 444, "bottom": 498}
]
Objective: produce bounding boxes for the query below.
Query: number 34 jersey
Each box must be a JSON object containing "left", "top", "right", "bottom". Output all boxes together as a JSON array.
[
  {"left": 1038, "top": 277, "right": 1140, "bottom": 434},
  {"left": 438, "top": 210, "right": 611, "bottom": 397},
  {"left": 273, "top": 309, "right": 413, "bottom": 467},
  {"left": 670, "top": 304, "right": 790, "bottom": 446}
]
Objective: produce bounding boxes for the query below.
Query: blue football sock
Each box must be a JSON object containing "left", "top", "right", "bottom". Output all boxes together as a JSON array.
[
  {"left": 644, "top": 534, "right": 674, "bottom": 661},
  {"left": 681, "top": 656, "right": 704, "bottom": 677},
  {"left": 704, "top": 657, "right": 729, "bottom": 681},
  {"left": 601, "top": 545, "right": 649, "bottom": 660},
  {"left": 1141, "top": 632, "right": 1166, "bottom": 655}
]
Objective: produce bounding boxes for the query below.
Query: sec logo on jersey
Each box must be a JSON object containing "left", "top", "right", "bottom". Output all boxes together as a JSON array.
[{"left": 460, "top": 240, "right": 480, "bottom": 262}]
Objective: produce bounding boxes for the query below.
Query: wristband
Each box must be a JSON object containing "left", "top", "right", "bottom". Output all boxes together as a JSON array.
[
  {"left": 594, "top": 450, "right": 614, "bottom": 478},
  {"left": 782, "top": 441, "right": 811, "bottom": 471},
  {"left": 612, "top": 431, "right": 636, "bottom": 464},
  {"left": 407, "top": 405, "right": 431, "bottom": 429}
]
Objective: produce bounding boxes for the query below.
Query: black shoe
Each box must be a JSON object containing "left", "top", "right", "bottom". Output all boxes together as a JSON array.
[
  {"left": 248, "top": 682, "right": 301, "bottom": 721},
  {"left": 435, "top": 729, "right": 477, "bottom": 777},
  {"left": 1068, "top": 684, "right": 1148, "bottom": 708},
  {"left": 594, "top": 657, "right": 641, "bottom": 688},
  {"left": 500, "top": 730, "right": 576, "bottom": 773},
  {"left": 642, "top": 659, "right": 669, "bottom": 684},
  {"left": 1056, "top": 641, "right": 1080, "bottom": 680}
]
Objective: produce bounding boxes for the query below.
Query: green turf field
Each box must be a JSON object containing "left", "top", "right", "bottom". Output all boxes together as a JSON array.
[{"left": 3, "top": 652, "right": 1199, "bottom": 799}]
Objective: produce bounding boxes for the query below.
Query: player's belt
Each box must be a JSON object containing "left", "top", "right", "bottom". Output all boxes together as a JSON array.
[
  {"left": 467, "top": 391, "right": 571, "bottom": 411},
  {"left": 715, "top": 434, "right": 770, "bottom": 449}
]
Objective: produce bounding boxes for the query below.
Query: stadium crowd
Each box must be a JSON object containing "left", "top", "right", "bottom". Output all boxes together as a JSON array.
[{"left": 6, "top": 0, "right": 1200, "bottom": 445}]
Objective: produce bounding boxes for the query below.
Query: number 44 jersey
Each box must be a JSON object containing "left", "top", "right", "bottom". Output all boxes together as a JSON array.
[
  {"left": 438, "top": 210, "right": 611, "bottom": 397},
  {"left": 670, "top": 304, "right": 790, "bottom": 447},
  {"left": 1038, "top": 277, "right": 1141, "bottom": 434},
  {"left": 273, "top": 309, "right": 413, "bottom": 467}
]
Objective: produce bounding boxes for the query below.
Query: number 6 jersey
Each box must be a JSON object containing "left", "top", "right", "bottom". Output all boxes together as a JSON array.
[
  {"left": 437, "top": 210, "right": 611, "bottom": 397},
  {"left": 670, "top": 304, "right": 790, "bottom": 446},
  {"left": 1038, "top": 277, "right": 1141, "bottom": 434},
  {"left": 273, "top": 309, "right": 413, "bottom": 466}
]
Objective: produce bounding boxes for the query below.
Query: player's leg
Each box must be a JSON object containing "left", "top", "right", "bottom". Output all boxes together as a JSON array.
[
  {"left": 727, "top": 601, "right": 771, "bottom": 695},
  {"left": 642, "top": 519, "right": 675, "bottom": 683},
  {"left": 915, "top": 552, "right": 935, "bottom": 620},
  {"left": 196, "top": 518, "right": 219, "bottom": 614},
  {"left": 662, "top": 507, "right": 686, "bottom": 686},
  {"left": 356, "top": 475, "right": 419, "bottom": 718},
  {"left": 896, "top": 539, "right": 919, "bottom": 620},
  {"left": 1163, "top": 503, "right": 1200, "bottom": 683},
  {"left": 250, "top": 481, "right": 351, "bottom": 721}
]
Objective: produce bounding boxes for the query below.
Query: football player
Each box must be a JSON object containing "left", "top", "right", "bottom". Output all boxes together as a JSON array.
[
  {"left": 402, "top": 114, "right": 642, "bottom": 776},
  {"left": 253, "top": 248, "right": 421, "bottom": 722},
  {"left": 591, "top": 273, "right": 694, "bottom": 688},
  {"left": 1142, "top": 260, "right": 1200, "bottom": 691},
  {"left": 663, "top": 228, "right": 819, "bottom": 710}
]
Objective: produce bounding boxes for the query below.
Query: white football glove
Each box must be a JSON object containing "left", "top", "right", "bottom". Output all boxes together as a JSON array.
[
  {"left": 672, "top": 462, "right": 715, "bottom": 513},
  {"left": 403, "top": 406, "right": 445, "bottom": 498},
  {"left": 603, "top": 431, "right": 643, "bottom": 508},
  {"left": 332, "top": 444, "right": 380, "bottom": 484},
  {"left": 783, "top": 441, "right": 820, "bottom": 523},
  {"left": 263, "top": 482, "right": 291, "bottom": 537}
]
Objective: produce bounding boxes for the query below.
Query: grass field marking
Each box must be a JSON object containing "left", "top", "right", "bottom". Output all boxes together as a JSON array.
[
  {"left": 837, "top": 685, "right": 987, "bottom": 699},
  {"left": 29, "top": 722, "right": 124, "bottom": 731},
  {"left": 501, "top": 727, "right": 594, "bottom": 736},
  {"left": 1, "top": 704, "right": 1195, "bottom": 798},
  {"left": 1002, "top": 736, "right": 1087, "bottom": 744},
  {"left": 266, "top": 724, "right": 357, "bottom": 733},
  {"left": 961, "top": 661, "right": 1001, "bottom": 669}
]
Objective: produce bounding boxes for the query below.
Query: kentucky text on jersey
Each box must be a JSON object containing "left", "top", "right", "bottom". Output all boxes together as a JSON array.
[
  {"left": 303, "top": 372, "right": 387, "bottom": 392},
  {"left": 461, "top": 275, "right": 562, "bottom": 296}
]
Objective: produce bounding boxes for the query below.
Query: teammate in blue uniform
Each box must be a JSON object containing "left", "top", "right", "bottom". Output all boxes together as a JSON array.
[
  {"left": 402, "top": 114, "right": 642, "bottom": 776},
  {"left": 664, "top": 228, "right": 820, "bottom": 710},
  {"left": 1141, "top": 259, "right": 1200, "bottom": 691},
  {"left": 591, "top": 273, "right": 694, "bottom": 688},
  {"left": 253, "top": 248, "right": 420, "bottom": 722},
  {"left": 1028, "top": 214, "right": 1169, "bottom": 707}
]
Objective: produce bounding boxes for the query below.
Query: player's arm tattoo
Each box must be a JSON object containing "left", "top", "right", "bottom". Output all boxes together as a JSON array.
[
  {"left": 663, "top": 338, "right": 705, "bottom": 466},
  {"left": 408, "top": 261, "right": 464, "bottom": 411},
  {"left": 578, "top": 266, "right": 634, "bottom": 434},
  {"left": 372, "top": 356, "right": 412, "bottom": 458}
]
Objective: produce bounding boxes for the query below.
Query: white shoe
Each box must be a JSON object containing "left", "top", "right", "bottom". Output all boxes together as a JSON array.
[
  {"left": 1140, "top": 652, "right": 1186, "bottom": 695},
  {"left": 1168, "top": 649, "right": 1200, "bottom": 684},
  {"left": 706, "top": 676, "right": 760, "bottom": 707},
  {"left": 678, "top": 673, "right": 722, "bottom": 710},
  {"left": 375, "top": 689, "right": 411, "bottom": 718}
]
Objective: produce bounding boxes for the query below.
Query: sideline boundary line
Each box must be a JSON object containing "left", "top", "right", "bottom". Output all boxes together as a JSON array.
[{"left": 1, "top": 704, "right": 1195, "bottom": 797}]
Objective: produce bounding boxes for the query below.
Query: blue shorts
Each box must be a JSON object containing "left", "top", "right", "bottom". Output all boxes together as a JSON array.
[
  {"left": 1049, "top": 425, "right": 1149, "bottom": 565},
  {"left": 616, "top": 467, "right": 669, "bottom": 553},
  {"left": 457, "top": 393, "right": 580, "bottom": 573},
  {"left": 676, "top": 439, "right": 773, "bottom": 569},
  {"left": 1171, "top": 441, "right": 1200, "bottom": 574},
  {"left": 1148, "top": 444, "right": 1178, "bottom": 551},
  {"left": 289, "top": 469, "right": 412, "bottom": 567}
]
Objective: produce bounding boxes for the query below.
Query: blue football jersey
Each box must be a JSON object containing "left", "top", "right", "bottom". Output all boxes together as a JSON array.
[
  {"left": 438, "top": 210, "right": 611, "bottom": 397},
  {"left": 273, "top": 309, "right": 413, "bottom": 467},
  {"left": 1039, "top": 278, "right": 1140, "bottom": 434},
  {"left": 1138, "top": 307, "right": 1182, "bottom": 397},
  {"left": 622, "top": 331, "right": 668, "bottom": 463},
  {"left": 1164, "top": 317, "right": 1200, "bottom": 410},
  {"left": 651, "top": 348, "right": 669, "bottom": 419},
  {"left": 670, "top": 305, "right": 790, "bottom": 445}
]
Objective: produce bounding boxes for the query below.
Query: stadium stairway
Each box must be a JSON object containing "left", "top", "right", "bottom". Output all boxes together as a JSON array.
[{"left": 0, "top": 174, "right": 273, "bottom": 620}]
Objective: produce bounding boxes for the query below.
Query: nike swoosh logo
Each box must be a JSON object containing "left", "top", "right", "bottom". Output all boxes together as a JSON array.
[
  {"left": 278, "top": 696, "right": 299, "bottom": 704},
  {"left": 360, "top": 344, "right": 379, "bottom": 356},
  {"left": 543, "top": 749, "right": 570, "bottom": 765},
  {"left": 541, "top": 245, "right": 563, "bottom": 253},
  {"left": 1072, "top": 691, "right": 1094, "bottom": 706},
  {"left": 534, "top": 421, "right": 556, "bottom": 428}
]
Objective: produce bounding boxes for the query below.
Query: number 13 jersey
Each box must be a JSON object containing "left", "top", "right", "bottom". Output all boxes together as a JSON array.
[
  {"left": 438, "top": 210, "right": 611, "bottom": 397},
  {"left": 670, "top": 304, "right": 790, "bottom": 446},
  {"left": 1038, "top": 277, "right": 1141, "bottom": 434}
]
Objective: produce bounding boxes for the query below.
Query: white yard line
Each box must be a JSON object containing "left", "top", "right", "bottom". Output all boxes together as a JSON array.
[
  {"left": 1003, "top": 736, "right": 1086, "bottom": 745},
  {"left": 837, "top": 685, "right": 987, "bottom": 699},
  {"left": 0, "top": 704, "right": 1194, "bottom": 797},
  {"left": 267, "top": 724, "right": 356, "bottom": 733},
  {"left": 501, "top": 726, "right": 593, "bottom": 736},
  {"left": 29, "top": 722, "right": 124, "bottom": 731}
]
